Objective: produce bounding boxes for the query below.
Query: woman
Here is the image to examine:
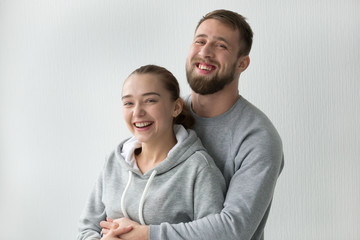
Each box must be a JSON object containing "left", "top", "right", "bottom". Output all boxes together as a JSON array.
[{"left": 77, "top": 65, "right": 225, "bottom": 240}]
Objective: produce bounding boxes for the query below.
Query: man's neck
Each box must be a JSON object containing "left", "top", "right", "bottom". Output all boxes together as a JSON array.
[{"left": 191, "top": 82, "right": 240, "bottom": 118}]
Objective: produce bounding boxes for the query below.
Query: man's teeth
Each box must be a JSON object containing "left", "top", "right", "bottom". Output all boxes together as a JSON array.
[
  {"left": 198, "top": 64, "right": 213, "bottom": 71},
  {"left": 135, "top": 122, "right": 152, "bottom": 128}
]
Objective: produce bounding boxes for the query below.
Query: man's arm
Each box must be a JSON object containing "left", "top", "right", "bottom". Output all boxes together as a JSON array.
[{"left": 149, "top": 131, "right": 284, "bottom": 240}]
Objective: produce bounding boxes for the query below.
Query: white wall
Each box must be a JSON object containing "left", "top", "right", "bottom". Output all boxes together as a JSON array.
[{"left": 1, "top": 0, "right": 359, "bottom": 239}]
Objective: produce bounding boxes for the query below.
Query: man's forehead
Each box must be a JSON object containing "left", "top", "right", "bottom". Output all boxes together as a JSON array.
[
  {"left": 194, "top": 19, "right": 240, "bottom": 43},
  {"left": 196, "top": 19, "right": 237, "bottom": 35}
]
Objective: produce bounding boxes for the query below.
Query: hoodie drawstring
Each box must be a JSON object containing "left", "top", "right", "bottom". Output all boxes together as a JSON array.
[
  {"left": 120, "top": 170, "right": 157, "bottom": 225},
  {"left": 121, "top": 171, "right": 133, "bottom": 219},
  {"left": 138, "top": 170, "right": 157, "bottom": 225}
]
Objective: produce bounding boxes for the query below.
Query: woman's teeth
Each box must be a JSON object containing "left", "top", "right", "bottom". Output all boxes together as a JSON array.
[{"left": 135, "top": 122, "right": 152, "bottom": 128}]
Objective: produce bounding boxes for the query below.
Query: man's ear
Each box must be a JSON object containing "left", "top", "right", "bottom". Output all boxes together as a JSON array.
[
  {"left": 172, "top": 98, "right": 184, "bottom": 117},
  {"left": 237, "top": 55, "right": 250, "bottom": 73}
]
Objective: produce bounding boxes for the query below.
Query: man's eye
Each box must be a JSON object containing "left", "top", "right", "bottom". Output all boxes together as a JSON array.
[
  {"left": 123, "top": 102, "right": 133, "bottom": 106},
  {"left": 195, "top": 40, "right": 205, "bottom": 45}
]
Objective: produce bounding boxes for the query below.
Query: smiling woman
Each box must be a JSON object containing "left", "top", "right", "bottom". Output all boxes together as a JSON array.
[
  {"left": 77, "top": 64, "right": 226, "bottom": 240},
  {"left": 121, "top": 73, "right": 180, "bottom": 153}
]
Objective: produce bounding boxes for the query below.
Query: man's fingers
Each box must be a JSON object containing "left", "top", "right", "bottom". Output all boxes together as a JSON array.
[
  {"left": 101, "top": 226, "right": 133, "bottom": 238},
  {"left": 101, "top": 228, "right": 110, "bottom": 235},
  {"left": 100, "top": 220, "right": 119, "bottom": 230},
  {"left": 112, "top": 225, "right": 133, "bottom": 235}
]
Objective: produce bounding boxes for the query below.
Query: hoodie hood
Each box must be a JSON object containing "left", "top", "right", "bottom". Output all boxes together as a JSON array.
[{"left": 115, "top": 124, "right": 206, "bottom": 176}]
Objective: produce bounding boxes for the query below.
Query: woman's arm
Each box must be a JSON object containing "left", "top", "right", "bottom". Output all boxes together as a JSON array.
[{"left": 77, "top": 171, "right": 106, "bottom": 240}]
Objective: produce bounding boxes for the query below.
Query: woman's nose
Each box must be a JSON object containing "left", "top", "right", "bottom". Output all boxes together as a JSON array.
[{"left": 133, "top": 104, "right": 145, "bottom": 117}]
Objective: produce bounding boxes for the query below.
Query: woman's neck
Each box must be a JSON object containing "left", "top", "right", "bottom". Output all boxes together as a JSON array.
[{"left": 135, "top": 134, "right": 177, "bottom": 174}]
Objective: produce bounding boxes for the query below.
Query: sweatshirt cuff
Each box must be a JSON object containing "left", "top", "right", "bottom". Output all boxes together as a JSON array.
[{"left": 149, "top": 225, "right": 160, "bottom": 240}]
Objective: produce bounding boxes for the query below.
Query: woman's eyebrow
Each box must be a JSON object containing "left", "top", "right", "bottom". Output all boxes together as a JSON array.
[
  {"left": 122, "top": 92, "right": 160, "bottom": 100},
  {"left": 143, "top": 92, "right": 160, "bottom": 97}
]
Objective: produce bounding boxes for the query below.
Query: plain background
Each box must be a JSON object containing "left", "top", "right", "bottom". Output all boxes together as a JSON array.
[{"left": 1, "top": 0, "right": 359, "bottom": 239}]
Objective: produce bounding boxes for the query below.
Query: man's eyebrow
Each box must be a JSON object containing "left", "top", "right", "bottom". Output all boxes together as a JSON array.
[
  {"left": 194, "top": 34, "right": 231, "bottom": 46},
  {"left": 194, "top": 33, "right": 208, "bottom": 39},
  {"left": 121, "top": 92, "right": 160, "bottom": 100}
]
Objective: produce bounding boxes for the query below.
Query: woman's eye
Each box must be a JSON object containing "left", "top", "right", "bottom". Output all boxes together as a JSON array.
[
  {"left": 217, "top": 44, "right": 227, "bottom": 49},
  {"left": 145, "top": 99, "right": 157, "bottom": 103}
]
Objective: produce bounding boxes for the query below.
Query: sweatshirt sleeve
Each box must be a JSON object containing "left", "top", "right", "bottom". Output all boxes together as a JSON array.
[
  {"left": 77, "top": 168, "right": 106, "bottom": 240},
  {"left": 193, "top": 153, "right": 226, "bottom": 220},
  {"left": 149, "top": 129, "right": 284, "bottom": 240}
]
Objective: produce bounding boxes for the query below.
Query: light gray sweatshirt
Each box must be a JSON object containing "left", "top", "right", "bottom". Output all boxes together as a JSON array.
[
  {"left": 77, "top": 125, "right": 226, "bottom": 240},
  {"left": 149, "top": 96, "right": 284, "bottom": 240}
]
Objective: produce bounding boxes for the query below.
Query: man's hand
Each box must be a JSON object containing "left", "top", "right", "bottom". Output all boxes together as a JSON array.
[
  {"left": 100, "top": 227, "right": 133, "bottom": 240},
  {"left": 100, "top": 218, "right": 133, "bottom": 240},
  {"left": 100, "top": 217, "right": 149, "bottom": 240},
  {"left": 100, "top": 218, "right": 120, "bottom": 236}
]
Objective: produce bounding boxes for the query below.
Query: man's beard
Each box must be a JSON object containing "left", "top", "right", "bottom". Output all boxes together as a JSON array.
[{"left": 186, "top": 61, "right": 236, "bottom": 95}]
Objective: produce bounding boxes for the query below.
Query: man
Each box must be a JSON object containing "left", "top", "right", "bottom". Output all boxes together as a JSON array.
[{"left": 101, "top": 9, "right": 284, "bottom": 240}]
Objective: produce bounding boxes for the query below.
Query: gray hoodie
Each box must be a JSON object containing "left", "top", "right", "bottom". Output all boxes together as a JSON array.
[{"left": 77, "top": 125, "right": 226, "bottom": 240}]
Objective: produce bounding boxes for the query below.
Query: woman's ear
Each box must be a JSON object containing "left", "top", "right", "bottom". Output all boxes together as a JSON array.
[{"left": 172, "top": 98, "right": 184, "bottom": 117}]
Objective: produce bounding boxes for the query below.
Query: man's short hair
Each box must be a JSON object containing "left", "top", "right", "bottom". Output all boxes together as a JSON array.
[{"left": 195, "top": 9, "right": 253, "bottom": 57}]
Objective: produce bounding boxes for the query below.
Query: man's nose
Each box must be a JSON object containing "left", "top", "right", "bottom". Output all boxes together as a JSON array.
[{"left": 198, "top": 43, "right": 214, "bottom": 58}]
